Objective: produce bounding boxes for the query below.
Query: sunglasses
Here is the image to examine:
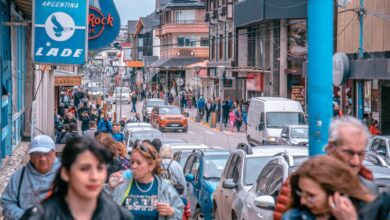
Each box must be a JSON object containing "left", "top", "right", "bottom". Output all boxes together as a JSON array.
[{"left": 134, "top": 144, "right": 156, "bottom": 160}]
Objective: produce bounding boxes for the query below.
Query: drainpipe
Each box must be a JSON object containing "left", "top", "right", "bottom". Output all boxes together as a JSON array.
[{"left": 308, "top": 0, "right": 333, "bottom": 156}]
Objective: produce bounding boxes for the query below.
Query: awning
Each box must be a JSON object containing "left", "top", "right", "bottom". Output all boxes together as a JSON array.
[
  {"left": 186, "top": 60, "right": 209, "bottom": 77},
  {"left": 126, "top": 61, "right": 144, "bottom": 68},
  {"left": 150, "top": 57, "right": 204, "bottom": 69}
]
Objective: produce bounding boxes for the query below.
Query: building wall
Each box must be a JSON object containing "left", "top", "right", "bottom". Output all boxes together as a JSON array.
[{"left": 337, "top": 0, "right": 390, "bottom": 53}]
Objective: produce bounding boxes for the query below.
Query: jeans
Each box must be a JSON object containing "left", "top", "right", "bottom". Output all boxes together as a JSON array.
[{"left": 131, "top": 102, "right": 137, "bottom": 112}]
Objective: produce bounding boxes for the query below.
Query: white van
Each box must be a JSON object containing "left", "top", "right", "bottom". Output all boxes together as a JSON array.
[{"left": 246, "top": 97, "right": 306, "bottom": 146}]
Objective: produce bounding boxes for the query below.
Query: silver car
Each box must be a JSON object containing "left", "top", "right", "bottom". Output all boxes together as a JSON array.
[
  {"left": 367, "top": 135, "right": 390, "bottom": 166},
  {"left": 277, "top": 125, "right": 308, "bottom": 146},
  {"left": 213, "top": 144, "right": 308, "bottom": 220},
  {"left": 142, "top": 99, "right": 166, "bottom": 122},
  {"left": 241, "top": 153, "right": 308, "bottom": 220}
]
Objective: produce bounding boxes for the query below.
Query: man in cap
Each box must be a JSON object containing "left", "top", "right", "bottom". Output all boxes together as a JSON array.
[{"left": 1, "top": 135, "right": 61, "bottom": 220}]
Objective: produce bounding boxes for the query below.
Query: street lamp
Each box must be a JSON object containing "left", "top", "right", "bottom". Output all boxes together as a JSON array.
[{"left": 218, "top": 66, "right": 226, "bottom": 131}]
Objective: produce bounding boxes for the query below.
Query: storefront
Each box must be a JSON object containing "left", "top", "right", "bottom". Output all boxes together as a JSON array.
[{"left": 54, "top": 74, "right": 82, "bottom": 116}]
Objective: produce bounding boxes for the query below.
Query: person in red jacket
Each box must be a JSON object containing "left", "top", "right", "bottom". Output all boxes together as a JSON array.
[
  {"left": 273, "top": 116, "right": 379, "bottom": 220},
  {"left": 369, "top": 120, "right": 382, "bottom": 135}
]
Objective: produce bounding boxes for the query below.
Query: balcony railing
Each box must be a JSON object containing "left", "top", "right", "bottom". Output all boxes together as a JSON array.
[{"left": 162, "top": 20, "right": 205, "bottom": 25}]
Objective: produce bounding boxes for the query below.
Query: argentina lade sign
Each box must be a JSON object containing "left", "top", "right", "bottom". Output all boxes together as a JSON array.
[{"left": 33, "top": 0, "right": 88, "bottom": 65}]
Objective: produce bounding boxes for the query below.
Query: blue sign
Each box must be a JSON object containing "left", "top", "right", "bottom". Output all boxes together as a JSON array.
[
  {"left": 88, "top": 0, "right": 120, "bottom": 50},
  {"left": 33, "top": 0, "right": 88, "bottom": 65}
]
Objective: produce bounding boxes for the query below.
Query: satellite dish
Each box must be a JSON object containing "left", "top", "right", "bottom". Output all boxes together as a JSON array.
[{"left": 338, "top": 0, "right": 352, "bottom": 8}]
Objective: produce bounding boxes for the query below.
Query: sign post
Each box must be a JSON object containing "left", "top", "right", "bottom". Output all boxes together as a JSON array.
[{"left": 33, "top": 0, "right": 88, "bottom": 65}]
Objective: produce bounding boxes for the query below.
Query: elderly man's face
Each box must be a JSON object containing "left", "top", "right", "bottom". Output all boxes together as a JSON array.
[
  {"left": 30, "top": 150, "right": 56, "bottom": 174},
  {"left": 328, "top": 125, "right": 367, "bottom": 174}
]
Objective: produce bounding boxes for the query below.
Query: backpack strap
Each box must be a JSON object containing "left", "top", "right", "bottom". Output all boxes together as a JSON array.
[{"left": 17, "top": 166, "right": 26, "bottom": 207}]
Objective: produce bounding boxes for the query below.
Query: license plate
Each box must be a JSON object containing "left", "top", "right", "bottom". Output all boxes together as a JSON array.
[{"left": 170, "top": 124, "right": 179, "bottom": 127}]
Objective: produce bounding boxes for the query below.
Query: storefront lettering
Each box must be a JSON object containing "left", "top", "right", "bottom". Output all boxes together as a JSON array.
[
  {"left": 35, "top": 47, "right": 83, "bottom": 57},
  {"left": 88, "top": 14, "right": 114, "bottom": 27}
]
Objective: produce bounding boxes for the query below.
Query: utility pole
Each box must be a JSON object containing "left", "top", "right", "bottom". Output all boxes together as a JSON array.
[
  {"left": 356, "top": 0, "right": 365, "bottom": 120},
  {"left": 308, "top": 0, "right": 334, "bottom": 156}
]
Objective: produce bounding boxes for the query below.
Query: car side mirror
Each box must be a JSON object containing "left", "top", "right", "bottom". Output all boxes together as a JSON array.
[
  {"left": 281, "top": 134, "right": 288, "bottom": 138},
  {"left": 259, "top": 122, "right": 264, "bottom": 130},
  {"left": 254, "top": 195, "right": 275, "bottom": 209},
  {"left": 222, "top": 179, "right": 237, "bottom": 189},
  {"left": 185, "top": 174, "right": 195, "bottom": 183}
]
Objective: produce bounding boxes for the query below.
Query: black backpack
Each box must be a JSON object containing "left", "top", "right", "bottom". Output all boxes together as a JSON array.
[{"left": 161, "top": 160, "right": 178, "bottom": 185}]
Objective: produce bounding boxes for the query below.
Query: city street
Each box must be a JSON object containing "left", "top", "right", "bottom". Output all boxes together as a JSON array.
[{"left": 113, "top": 101, "right": 247, "bottom": 151}]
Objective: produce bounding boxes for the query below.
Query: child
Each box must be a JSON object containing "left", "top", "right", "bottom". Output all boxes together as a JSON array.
[{"left": 229, "top": 109, "right": 236, "bottom": 132}]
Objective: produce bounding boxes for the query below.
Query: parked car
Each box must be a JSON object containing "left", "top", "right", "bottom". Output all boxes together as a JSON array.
[
  {"left": 123, "top": 122, "right": 153, "bottom": 135},
  {"left": 150, "top": 105, "right": 188, "bottom": 132},
  {"left": 113, "top": 87, "right": 131, "bottom": 104},
  {"left": 126, "top": 130, "right": 164, "bottom": 151},
  {"left": 184, "top": 149, "right": 230, "bottom": 220},
  {"left": 213, "top": 144, "right": 308, "bottom": 220},
  {"left": 159, "top": 138, "right": 187, "bottom": 145},
  {"left": 246, "top": 97, "right": 306, "bottom": 146},
  {"left": 142, "top": 98, "right": 166, "bottom": 122},
  {"left": 170, "top": 143, "right": 209, "bottom": 167},
  {"left": 367, "top": 135, "right": 390, "bottom": 166},
  {"left": 240, "top": 153, "right": 308, "bottom": 220},
  {"left": 277, "top": 125, "right": 308, "bottom": 146}
]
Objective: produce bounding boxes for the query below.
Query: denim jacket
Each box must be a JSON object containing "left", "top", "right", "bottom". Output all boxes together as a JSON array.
[{"left": 106, "top": 174, "right": 184, "bottom": 220}]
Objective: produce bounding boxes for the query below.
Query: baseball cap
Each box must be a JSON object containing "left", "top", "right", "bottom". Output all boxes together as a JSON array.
[{"left": 29, "top": 135, "right": 55, "bottom": 154}]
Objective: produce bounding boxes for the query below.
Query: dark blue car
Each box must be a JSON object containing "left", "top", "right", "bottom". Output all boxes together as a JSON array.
[{"left": 183, "top": 149, "right": 230, "bottom": 220}]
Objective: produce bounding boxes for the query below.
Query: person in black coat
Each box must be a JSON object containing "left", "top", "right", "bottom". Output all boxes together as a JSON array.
[
  {"left": 79, "top": 111, "right": 91, "bottom": 134},
  {"left": 222, "top": 100, "right": 230, "bottom": 127},
  {"left": 61, "top": 123, "right": 80, "bottom": 144}
]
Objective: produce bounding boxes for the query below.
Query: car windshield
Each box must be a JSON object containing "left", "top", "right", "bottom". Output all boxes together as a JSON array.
[
  {"left": 291, "top": 128, "right": 308, "bottom": 138},
  {"left": 147, "top": 100, "right": 166, "bottom": 107},
  {"left": 130, "top": 132, "right": 164, "bottom": 142},
  {"left": 266, "top": 112, "right": 306, "bottom": 128},
  {"left": 245, "top": 157, "right": 272, "bottom": 185},
  {"left": 114, "top": 87, "right": 130, "bottom": 93},
  {"left": 89, "top": 87, "right": 99, "bottom": 92},
  {"left": 159, "top": 107, "right": 182, "bottom": 115},
  {"left": 203, "top": 155, "right": 229, "bottom": 180}
]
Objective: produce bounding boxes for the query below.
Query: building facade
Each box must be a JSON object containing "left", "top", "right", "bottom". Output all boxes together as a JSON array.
[
  {"left": 337, "top": 0, "right": 390, "bottom": 133},
  {"left": 150, "top": 0, "right": 209, "bottom": 96},
  {"left": 1, "top": 0, "right": 32, "bottom": 164}
]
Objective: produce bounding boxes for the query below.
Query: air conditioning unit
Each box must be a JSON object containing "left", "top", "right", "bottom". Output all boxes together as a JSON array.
[
  {"left": 204, "top": 12, "right": 210, "bottom": 22},
  {"left": 218, "top": 6, "right": 226, "bottom": 16}
]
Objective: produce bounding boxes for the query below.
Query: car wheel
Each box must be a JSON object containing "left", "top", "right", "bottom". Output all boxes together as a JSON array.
[
  {"left": 157, "top": 124, "right": 163, "bottom": 132},
  {"left": 194, "top": 208, "right": 204, "bottom": 220},
  {"left": 183, "top": 127, "right": 188, "bottom": 133}
]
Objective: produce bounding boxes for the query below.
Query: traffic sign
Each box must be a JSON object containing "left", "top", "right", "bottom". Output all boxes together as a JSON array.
[{"left": 33, "top": 0, "right": 88, "bottom": 65}]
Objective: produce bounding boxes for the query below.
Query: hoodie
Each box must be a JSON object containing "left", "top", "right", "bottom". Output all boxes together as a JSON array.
[{"left": 1, "top": 158, "right": 61, "bottom": 220}]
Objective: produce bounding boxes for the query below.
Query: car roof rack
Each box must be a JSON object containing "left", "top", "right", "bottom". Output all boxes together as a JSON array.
[
  {"left": 274, "top": 151, "right": 294, "bottom": 166},
  {"left": 237, "top": 143, "right": 253, "bottom": 155}
]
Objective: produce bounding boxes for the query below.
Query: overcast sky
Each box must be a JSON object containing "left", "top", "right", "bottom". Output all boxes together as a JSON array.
[{"left": 114, "top": 0, "right": 155, "bottom": 25}]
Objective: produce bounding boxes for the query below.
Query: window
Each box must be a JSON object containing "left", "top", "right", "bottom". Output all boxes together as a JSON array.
[
  {"left": 256, "top": 165, "right": 275, "bottom": 195},
  {"left": 228, "top": 32, "right": 233, "bottom": 58},
  {"left": 219, "top": 34, "right": 224, "bottom": 60},
  {"left": 265, "top": 166, "right": 284, "bottom": 199},
  {"left": 191, "top": 156, "right": 200, "bottom": 181},
  {"left": 200, "top": 37, "right": 209, "bottom": 47},
  {"left": 226, "top": 155, "right": 241, "bottom": 183},
  {"left": 177, "top": 36, "right": 196, "bottom": 47},
  {"left": 211, "top": 37, "right": 216, "bottom": 59},
  {"left": 184, "top": 155, "right": 195, "bottom": 174},
  {"left": 175, "top": 10, "right": 196, "bottom": 24},
  {"left": 266, "top": 112, "right": 306, "bottom": 128},
  {"left": 244, "top": 157, "right": 270, "bottom": 185}
]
